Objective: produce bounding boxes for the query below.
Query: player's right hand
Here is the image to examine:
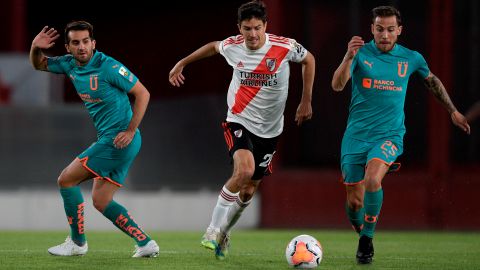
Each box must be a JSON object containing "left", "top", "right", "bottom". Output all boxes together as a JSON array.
[
  {"left": 168, "top": 63, "right": 186, "bottom": 87},
  {"left": 32, "top": 26, "right": 59, "bottom": 49},
  {"left": 345, "top": 36, "right": 364, "bottom": 60}
]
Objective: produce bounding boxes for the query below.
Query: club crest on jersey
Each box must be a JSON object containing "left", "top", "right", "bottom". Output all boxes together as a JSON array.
[
  {"left": 89, "top": 75, "right": 98, "bottom": 91},
  {"left": 397, "top": 61, "right": 408, "bottom": 77},
  {"left": 265, "top": 58, "right": 277, "bottom": 72},
  {"left": 234, "top": 129, "right": 243, "bottom": 138}
]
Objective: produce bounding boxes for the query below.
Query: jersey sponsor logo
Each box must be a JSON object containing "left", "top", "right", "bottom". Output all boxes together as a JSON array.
[
  {"left": 239, "top": 71, "right": 278, "bottom": 87},
  {"left": 397, "top": 61, "right": 408, "bottom": 77},
  {"left": 69, "top": 74, "right": 76, "bottom": 81},
  {"left": 265, "top": 58, "right": 277, "bottom": 72},
  {"left": 112, "top": 64, "right": 119, "bottom": 69},
  {"left": 118, "top": 66, "right": 129, "bottom": 77},
  {"left": 362, "top": 78, "right": 403, "bottom": 91},
  {"left": 78, "top": 93, "right": 103, "bottom": 103},
  {"left": 89, "top": 75, "right": 98, "bottom": 91},
  {"left": 362, "top": 78, "right": 372, "bottom": 88},
  {"left": 234, "top": 129, "right": 243, "bottom": 138},
  {"left": 237, "top": 61, "right": 244, "bottom": 68},
  {"left": 363, "top": 60, "right": 373, "bottom": 69}
]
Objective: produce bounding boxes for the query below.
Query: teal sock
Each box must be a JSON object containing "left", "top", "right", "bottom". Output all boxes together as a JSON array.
[
  {"left": 60, "top": 186, "right": 86, "bottom": 246},
  {"left": 361, "top": 189, "right": 384, "bottom": 238},
  {"left": 345, "top": 202, "right": 365, "bottom": 233},
  {"left": 102, "top": 200, "right": 151, "bottom": 246}
]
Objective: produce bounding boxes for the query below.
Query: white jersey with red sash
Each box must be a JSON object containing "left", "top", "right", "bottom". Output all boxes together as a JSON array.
[{"left": 218, "top": 33, "right": 308, "bottom": 138}]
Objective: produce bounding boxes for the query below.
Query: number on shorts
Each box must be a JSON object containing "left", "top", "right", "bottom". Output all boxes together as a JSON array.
[{"left": 259, "top": 152, "right": 276, "bottom": 167}]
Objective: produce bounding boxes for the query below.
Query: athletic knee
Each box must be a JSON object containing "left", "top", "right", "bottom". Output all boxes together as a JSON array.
[
  {"left": 347, "top": 197, "right": 364, "bottom": 211},
  {"left": 92, "top": 195, "right": 110, "bottom": 212},
  {"left": 57, "top": 169, "right": 72, "bottom": 188},
  {"left": 364, "top": 176, "right": 382, "bottom": 191},
  {"left": 232, "top": 166, "right": 255, "bottom": 182}
]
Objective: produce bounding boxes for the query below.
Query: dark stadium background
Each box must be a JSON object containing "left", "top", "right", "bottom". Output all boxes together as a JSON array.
[{"left": 0, "top": 0, "right": 478, "bottom": 230}]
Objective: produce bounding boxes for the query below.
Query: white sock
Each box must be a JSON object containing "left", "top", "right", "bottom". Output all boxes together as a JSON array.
[
  {"left": 209, "top": 186, "right": 239, "bottom": 230},
  {"left": 222, "top": 197, "right": 251, "bottom": 234}
]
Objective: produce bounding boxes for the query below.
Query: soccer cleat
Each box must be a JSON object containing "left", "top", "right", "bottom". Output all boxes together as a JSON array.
[
  {"left": 356, "top": 235, "right": 374, "bottom": 264},
  {"left": 47, "top": 236, "right": 88, "bottom": 256},
  {"left": 215, "top": 232, "right": 230, "bottom": 260},
  {"left": 132, "top": 240, "right": 159, "bottom": 258},
  {"left": 201, "top": 227, "right": 220, "bottom": 251}
]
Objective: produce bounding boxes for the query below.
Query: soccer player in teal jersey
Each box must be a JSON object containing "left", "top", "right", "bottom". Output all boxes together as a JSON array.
[
  {"left": 30, "top": 21, "right": 159, "bottom": 257},
  {"left": 331, "top": 6, "right": 470, "bottom": 264}
]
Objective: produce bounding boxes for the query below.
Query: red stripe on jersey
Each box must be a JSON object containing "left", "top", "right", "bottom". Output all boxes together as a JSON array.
[{"left": 231, "top": 45, "right": 290, "bottom": 114}]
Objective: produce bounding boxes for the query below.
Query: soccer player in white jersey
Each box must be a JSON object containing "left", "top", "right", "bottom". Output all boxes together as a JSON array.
[{"left": 169, "top": 0, "right": 315, "bottom": 260}]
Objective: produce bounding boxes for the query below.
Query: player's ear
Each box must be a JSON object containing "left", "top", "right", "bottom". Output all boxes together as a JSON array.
[
  {"left": 237, "top": 23, "right": 241, "bottom": 34},
  {"left": 65, "top": 43, "right": 70, "bottom": 53},
  {"left": 264, "top": 21, "right": 267, "bottom": 31},
  {"left": 92, "top": 39, "right": 96, "bottom": 50},
  {"left": 397, "top": 25, "right": 402, "bottom": 36}
]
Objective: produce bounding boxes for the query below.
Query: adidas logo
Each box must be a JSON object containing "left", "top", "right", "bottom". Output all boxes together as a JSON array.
[{"left": 237, "top": 61, "right": 244, "bottom": 68}]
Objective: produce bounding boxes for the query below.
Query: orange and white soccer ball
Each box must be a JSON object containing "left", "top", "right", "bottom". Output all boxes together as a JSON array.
[{"left": 285, "top": 234, "right": 323, "bottom": 268}]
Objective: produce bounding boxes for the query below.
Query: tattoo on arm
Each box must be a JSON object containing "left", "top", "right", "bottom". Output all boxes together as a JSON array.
[{"left": 424, "top": 74, "right": 457, "bottom": 114}]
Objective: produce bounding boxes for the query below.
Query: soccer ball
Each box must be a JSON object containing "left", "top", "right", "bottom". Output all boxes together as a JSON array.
[{"left": 285, "top": 234, "right": 323, "bottom": 268}]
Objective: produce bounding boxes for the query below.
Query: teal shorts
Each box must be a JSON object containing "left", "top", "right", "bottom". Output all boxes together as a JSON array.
[
  {"left": 341, "top": 135, "right": 403, "bottom": 184},
  {"left": 77, "top": 130, "right": 141, "bottom": 187}
]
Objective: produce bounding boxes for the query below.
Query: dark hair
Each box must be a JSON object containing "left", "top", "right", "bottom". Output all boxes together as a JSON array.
[
  {"left": 64, "top": 21, "right": 94, "bottom": 44},
  {"left": 238, "top": 0, "right": 267, "bottom": 24},
  {"left": 372, "top": 6, "right": 402, "bottom": 26}
]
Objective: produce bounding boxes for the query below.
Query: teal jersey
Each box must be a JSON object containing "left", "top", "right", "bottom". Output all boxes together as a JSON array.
[
  {"left": 345, "top": 40, "right": 430, "bottom": 142},
  {"left": 47, "top": 51, "right": 138, "bottom": 139}
]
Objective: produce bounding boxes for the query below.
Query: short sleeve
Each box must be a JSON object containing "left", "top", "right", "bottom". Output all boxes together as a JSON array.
[
  {"left": 104, "top": 60, "right": 138, "bottom": 93},
  {"left": 288, "top": 39, "right": 308, "bottom": 63},
  {"left": 47, "top": 55, "right": 71, "bottom": 74},
  {"left": 413, "top": 51, "right": 430, "bottom": 79}
]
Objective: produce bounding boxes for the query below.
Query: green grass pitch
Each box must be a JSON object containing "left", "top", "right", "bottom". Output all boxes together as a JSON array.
[{"left": 1, "top": 230, "right": 479, "bottom": 269}]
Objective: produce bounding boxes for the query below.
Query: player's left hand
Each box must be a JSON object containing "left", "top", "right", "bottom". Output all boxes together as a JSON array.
[
  {"left": 113, "top": 130, "right": 135, "bottom": 149},
  {"left": 451, "top": 111, "right": 471, "bottom": 135},
  {"left": 295, "top": 101, "right": 312, "bottom": 126}
]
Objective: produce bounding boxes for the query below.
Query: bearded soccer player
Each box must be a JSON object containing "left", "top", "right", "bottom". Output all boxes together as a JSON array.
[
  {"left": 331, "top": 6, "right": 470, "bottom": 264},
  {"left": 30, "top": 21, "right": 159, "bottom": 257},
  {"left": 169, "top": 0, "right": 315, "bottom": 260}
]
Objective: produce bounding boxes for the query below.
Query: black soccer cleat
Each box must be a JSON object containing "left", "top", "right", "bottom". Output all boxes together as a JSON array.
[{"left": 356, "top": 235, "right": 374, "bottom": 264}]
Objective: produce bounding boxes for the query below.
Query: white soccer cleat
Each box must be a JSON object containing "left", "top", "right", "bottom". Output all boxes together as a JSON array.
[
  {"left": 201, "top": 227, "right": 220, "bottom": 250},
  {"left": 132, "top": 240, "right": 159, "bottom": 258},
  {"left": 47, "top": 236, "right": 88, "bottom": 256}
]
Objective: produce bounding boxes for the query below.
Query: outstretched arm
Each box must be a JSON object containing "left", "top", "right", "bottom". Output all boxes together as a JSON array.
[
  {"left": 113, "top": 81, "right": 150, "bottom": 149},
  {"left": 30, "top": 26, "right": 60, "bottom": 71},
  {"left": 331, "top": 36, "right": 364, "bottom": 91},
  {"left": 295, "top": 51, "right": 315, "bottom": 126},
  {"left": 168, "top": 41, "right": 220, "bottom": 87},
  {"left": 424, "top": 72, "right": 470, "bottom": 134}
]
